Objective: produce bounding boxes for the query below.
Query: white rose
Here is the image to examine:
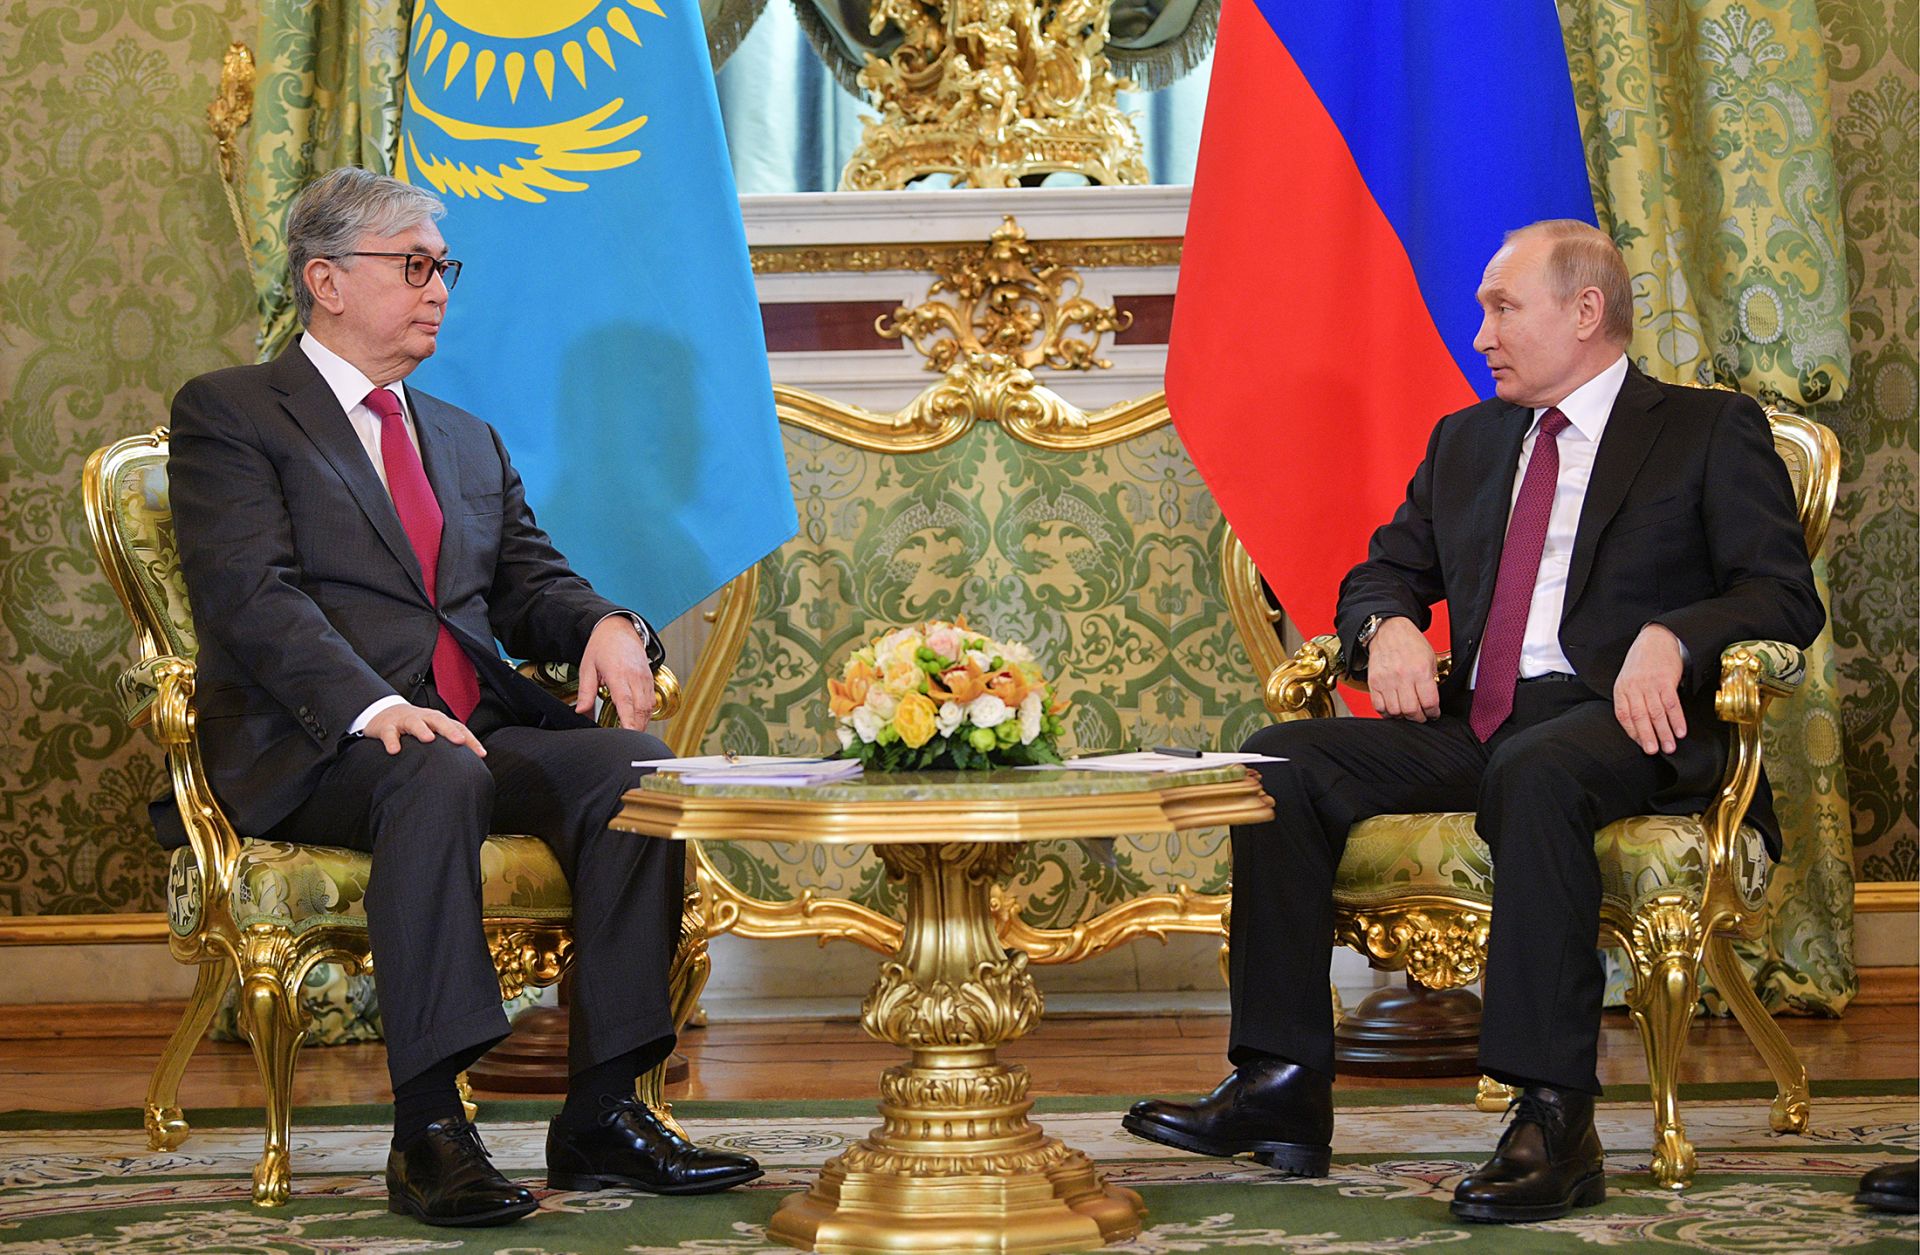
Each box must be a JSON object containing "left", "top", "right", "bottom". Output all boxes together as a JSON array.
[
  {"left": 968, "top": 694, "right": 1010, "bottom": 728},
  {"left": 865, "top": 689, "right": 899, "bottom": 720},
  {"left": 852, "top": 707, "right": 883, "bottom": 743},
  {"left": 1018, "top": 692, "right": 1043, "bottom": 744},
  {"left": 937, "top": 701, "right": 965, "bottom": 736},
  {"left": 837, "top": 725, "right": 856, "bottom": 750},
  {"left": 966, "top": 648, "right": 993, "bottom": 671},
  {"left": 1000, "top": 641, "right": 1034, "bottom": 663}
]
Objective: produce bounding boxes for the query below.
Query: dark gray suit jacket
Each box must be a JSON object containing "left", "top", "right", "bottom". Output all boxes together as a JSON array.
[
  {"left": 163, "top": 342, "right": 663, "bottom": 842},
  {"left": 1334, "top": 367, "right": 1825, "bottom": 853}
]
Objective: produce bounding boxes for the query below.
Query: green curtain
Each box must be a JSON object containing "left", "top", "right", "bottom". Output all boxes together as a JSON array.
[
  {"left": 243, "top": 0, "right": 413, "bottom": 360},
  {"left": 1563, "top": 0, "right": 1857, "bottom": 1014}
]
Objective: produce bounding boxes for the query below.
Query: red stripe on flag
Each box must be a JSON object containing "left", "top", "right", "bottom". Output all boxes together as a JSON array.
[{"left": 1169, "top": 0, "right": 1478, "bottom": 696}]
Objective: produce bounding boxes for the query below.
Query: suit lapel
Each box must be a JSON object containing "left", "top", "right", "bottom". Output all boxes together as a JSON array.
[
  {"left": 1458, "top": 402, "right": 1532, "bottom": 641},
  {"left": 1564, "top": 367, "right": 1667, "bottom": 611},
  {"left": 268, "top": 346, "right": 432, "bottom": 603},
  {"left": 409, "top": 390, "right": 465, "bottom": 605}
]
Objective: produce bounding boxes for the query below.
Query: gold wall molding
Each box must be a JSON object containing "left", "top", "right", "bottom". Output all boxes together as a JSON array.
[
  {"left": 750, "top": 238, "right": 1182, "bottom": 276},
  {"left": 0, "top": 913, "right": 170, "bottom": 945},
  {"left": 1854, "top": 880, "right": 1919, "bottom": 913}
]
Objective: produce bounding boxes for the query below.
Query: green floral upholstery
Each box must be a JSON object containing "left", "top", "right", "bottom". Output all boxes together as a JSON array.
[
  {"left": 695, "top": 421, "right": 1267, "bottom": 925},
  {"left": 198, "top": 836, "right": 573, "bottom": 935},
  {"left": 1336, "top": 812, "right": 1770, "bottom": 921},
  {"left": 110, "top": 457, "right": 197, "bottom": 658}
]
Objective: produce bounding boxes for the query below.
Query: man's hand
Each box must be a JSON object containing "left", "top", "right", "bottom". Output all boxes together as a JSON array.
[
  {"left": 363, "top": 703, "right": 486, "bottom": 757},
  {"left": 577, "top": 615, "right": 656, "bottom": 731},
  {"left": 1614, "top": 623, "right": 1688, "bottom": 755},
  {"left": 1366, "top": 617, "right": 1442, "bottom": 721}
]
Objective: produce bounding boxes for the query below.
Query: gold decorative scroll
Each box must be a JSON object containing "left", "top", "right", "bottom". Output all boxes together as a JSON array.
[{"left": 843, "top": 0, "right": 1148, "bottom": 189}]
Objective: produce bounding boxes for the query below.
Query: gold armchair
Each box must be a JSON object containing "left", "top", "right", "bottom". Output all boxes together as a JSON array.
[
  {"left": 84, "top": 428, "right": 702, "bottom": 1207},
  {"left": 1219, "top": 410, "right": 1839, "bottom": 1189}
]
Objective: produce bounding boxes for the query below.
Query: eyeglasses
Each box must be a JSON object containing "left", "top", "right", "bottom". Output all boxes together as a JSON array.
[{"left": 334, "top": 251, "right": 463, "bottom": 291}]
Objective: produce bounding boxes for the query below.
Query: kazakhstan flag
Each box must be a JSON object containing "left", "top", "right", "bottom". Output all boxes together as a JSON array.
[{"left": 399, "top": 0, "right": 795, "bottom": 628}]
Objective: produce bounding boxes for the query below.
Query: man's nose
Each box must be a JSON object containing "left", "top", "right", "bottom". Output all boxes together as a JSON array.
[{"left": 1472, "top": 312, "right": 1495, "bottom": 353}]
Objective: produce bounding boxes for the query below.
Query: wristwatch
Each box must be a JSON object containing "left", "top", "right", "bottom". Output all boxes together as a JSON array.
[{"left": 1356, "top": 614, "right": 1386, "bottom": 652}]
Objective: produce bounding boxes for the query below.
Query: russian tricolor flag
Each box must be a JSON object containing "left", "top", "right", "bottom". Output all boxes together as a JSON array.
[{"left": 1169, "top": 0, "right": 1595, "bottom": 657}]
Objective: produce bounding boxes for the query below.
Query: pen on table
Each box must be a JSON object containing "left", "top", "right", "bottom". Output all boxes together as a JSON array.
[{"left": 1150, "top": 745, "right": 1205, "bottom": 758}]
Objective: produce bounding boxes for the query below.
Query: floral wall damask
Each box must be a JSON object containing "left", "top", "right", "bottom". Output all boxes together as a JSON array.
[
  {"left": 0, "top": 2, "right": 254, "bottom": 913},
  {"left": 0, "top": 1, "right": 1913, "bottom": 919}
]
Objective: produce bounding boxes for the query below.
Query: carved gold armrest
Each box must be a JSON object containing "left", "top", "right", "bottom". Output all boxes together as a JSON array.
[
  {"left": 117, "top": 655, "right": 199, "bottom": 746},
  {"left": 520, "top": 661, "right": 682, "bottom": 724},
  {"left": 1702, "top": 641, "right": 1804, "bottom": 874},
  {"left": 1262, "top": 634, "right": 1346, "bottom": 721}
]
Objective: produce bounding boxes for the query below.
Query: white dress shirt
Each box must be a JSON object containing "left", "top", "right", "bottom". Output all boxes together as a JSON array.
[
  {"left": 297, "top": 334, "right": 645, "bottom": 735},
  {"left": 1470, "top": 353, "right": 1629, "bottom": 686}
]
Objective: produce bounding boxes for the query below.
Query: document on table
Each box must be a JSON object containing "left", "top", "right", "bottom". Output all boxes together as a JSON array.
[
  {"left": 634, "top": 755, "right": 866, "bottom": 786},
  {"left": 1024, "top": 751, "right": 1286, "bottom": 773}
]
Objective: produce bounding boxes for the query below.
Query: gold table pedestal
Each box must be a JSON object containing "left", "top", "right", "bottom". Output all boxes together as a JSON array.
[
  {"left": 613, "top": 766, "right": 1273, "bottom": 1254},
  {"left": 769, "top": 841, "right": 1142, "bottom": 1254}
]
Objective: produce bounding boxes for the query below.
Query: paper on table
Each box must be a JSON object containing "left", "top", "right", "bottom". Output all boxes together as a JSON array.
[
  {"left": 1021, "top": 751, "right": 1286, "bottom": 773},
  {"left": 672, "top": 758, "right": 866, "bottom": 787},
  {"left": 635, "top": 755, "right": 827, "bottom": 771}
]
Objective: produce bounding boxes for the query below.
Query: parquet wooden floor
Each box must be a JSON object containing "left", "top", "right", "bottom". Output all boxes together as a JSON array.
[{"left": 0, "top": 1001, "right": 1913, "bottom": 1113}]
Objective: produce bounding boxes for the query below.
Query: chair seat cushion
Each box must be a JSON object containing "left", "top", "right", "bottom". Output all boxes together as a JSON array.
[
  {"left": 1333, "top": 812, "right": 1770, "bottom": 917},
  {"left": 170, "top": 836, "right": 573, "bottom": 936}
]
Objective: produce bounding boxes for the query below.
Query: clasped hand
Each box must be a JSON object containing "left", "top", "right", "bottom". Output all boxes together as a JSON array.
[{"left": 1366, "top": 616, "right": 1687, "bottom": 754}]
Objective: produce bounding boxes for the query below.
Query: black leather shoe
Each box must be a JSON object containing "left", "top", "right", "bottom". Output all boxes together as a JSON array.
[
  {"left": 1121, "top": 1057, "right": 1333, "bottom": 1176},
  {"left": 547, "top": 1098, "right": 763, "bottom": 1195},
  {"left": 386, "top": 1119, "right": 538, "bottom": 1227},
  {"left": 1856, "top": 1161, "right": 1919, "bottom": 1213},
  {"left": 1451, "top": 1086, "right": 1606, "bottom": 1223}
]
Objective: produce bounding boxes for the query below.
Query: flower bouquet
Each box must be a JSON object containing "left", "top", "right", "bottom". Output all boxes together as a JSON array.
[{"left": 828, "top": 619, "right": 1069, "bottom": 770}]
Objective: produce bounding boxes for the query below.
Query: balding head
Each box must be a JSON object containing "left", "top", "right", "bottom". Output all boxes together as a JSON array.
[{"left": 1505, "top": 220, "right": 1633, "bottom": 347}]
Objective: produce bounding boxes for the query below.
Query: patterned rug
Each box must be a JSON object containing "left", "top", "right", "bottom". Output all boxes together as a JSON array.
[{"left": 0, "top": 1084, "right": 1913, "bottom": 1253}]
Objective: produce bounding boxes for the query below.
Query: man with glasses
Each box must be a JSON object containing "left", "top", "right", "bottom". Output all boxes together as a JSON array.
[{"left": 165, "top": 167, "right": 760, "bottom": 1226}]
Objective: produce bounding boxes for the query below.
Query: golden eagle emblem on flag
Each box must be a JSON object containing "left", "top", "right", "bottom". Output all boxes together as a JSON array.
[{"left": 399, "top": 0, "right": 663, "bottom": 203}]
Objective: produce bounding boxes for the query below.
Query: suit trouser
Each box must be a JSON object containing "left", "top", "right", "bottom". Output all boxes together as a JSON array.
[
  {"left": 268, "top": 713, "right": 681, "bottom": 1090},
  {"left": 1229, "top": 680, "right": 1711, "bottom": 1095}
]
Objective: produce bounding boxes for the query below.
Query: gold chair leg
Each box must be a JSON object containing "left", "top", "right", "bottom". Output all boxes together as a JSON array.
[
  {"left": 235, "top": 957, "right": 307, "bottom": 1207},
  {"left": 144, "top": 960, "right": 234, "bottom": 1151},
  {"left": 456, "top": 1071, "right": 478, "bottom": 1124},
  {"left": 1622, "top": 895, "right": 1707, "bottom": 1190},
  {"left": 1475, "top": 1076, "right": 1517, "bottom": 1113},
  {"left": 637, "top": 891, "right": 711, "bottom": 1138},
  {"left": 1703, "top": 935, "right": 1810, "bottom": 1134}
]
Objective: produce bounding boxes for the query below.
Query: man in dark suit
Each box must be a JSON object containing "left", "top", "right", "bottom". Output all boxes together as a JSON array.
[
  {"left": 168, "top": 167, "right": 760, "bottom": 1226},
  {"left": 1126, "top": 220, "right": 1824, "bottom": 1221}
]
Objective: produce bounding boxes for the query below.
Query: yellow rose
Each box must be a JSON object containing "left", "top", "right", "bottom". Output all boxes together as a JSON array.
[{"left": 893, "top": 692, "right": 939, "bottom": 749}]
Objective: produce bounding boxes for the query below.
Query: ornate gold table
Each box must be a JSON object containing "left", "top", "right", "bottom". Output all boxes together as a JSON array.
[{"left": 613, "top": 766, "right": 1272, "bottom": 1255}]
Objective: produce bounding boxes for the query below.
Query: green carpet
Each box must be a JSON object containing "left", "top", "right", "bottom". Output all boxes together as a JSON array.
[{"left": 0, "top": 1085, "right": 1912, "bottom": 1253}]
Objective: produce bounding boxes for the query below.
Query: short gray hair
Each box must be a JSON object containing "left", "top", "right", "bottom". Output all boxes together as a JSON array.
[
  {"left": 1507, "top": 219, "right": 1634, "bottom": 346},
  {"left": 286, "top": 167, "right": 445, "bottom": 327}
]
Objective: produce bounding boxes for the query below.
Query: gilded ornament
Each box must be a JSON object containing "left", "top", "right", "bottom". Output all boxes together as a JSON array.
[
  {"left": 841, "top": 0, "right": 1148, "bottom": 188},
  {"left": 750, "top": 238, "right": 1183, "bottom": 275}
]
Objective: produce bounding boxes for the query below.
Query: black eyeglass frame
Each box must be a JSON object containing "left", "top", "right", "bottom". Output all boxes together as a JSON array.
[{"left": 333, "top": 251, "right": 463, "bottom": 290}]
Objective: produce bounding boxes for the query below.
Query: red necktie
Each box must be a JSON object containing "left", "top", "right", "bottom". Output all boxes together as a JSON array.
[
  {"left": 1469, "top": 407, "right": 1571, "bottom": 741},
  {"left": 363, "top": 387, "right": 482, "bottom": 722}
]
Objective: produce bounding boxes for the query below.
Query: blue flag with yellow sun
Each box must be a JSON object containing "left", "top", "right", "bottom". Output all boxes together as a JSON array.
[{"left": 399, "top": 0, "right": 795, "bottom": 631}]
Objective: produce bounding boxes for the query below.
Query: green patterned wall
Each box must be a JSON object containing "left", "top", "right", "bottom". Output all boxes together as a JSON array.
[
  {"left": 0, "top": 2, "right": 1912, "bottom": 917},
  {"left": 0, "top": 2, "right": 254, "bottom": 914}
]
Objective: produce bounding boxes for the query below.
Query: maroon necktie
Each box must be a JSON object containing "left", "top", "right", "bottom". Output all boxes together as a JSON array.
[
  {"left": 364, "top": 387, "right": 482, "bottom": 721},
  {"left": 1469, "top": 407, "right": 1571, "bottom": 741}
]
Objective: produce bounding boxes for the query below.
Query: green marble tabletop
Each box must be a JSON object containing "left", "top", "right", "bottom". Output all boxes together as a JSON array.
[{"left": 636, "top": 764, "right": 1247, "bottom": 803}]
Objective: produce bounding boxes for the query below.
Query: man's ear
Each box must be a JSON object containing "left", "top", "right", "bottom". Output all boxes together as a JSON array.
[
  {"left": 304, "top": 257, "right": 347, "bottom": 317},
  {"left": 1573, "top": 285, "right": 1606, "bottom": 342}
]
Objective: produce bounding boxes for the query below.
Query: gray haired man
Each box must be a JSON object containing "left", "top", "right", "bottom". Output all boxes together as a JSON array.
[{"left": 167, "top": 167, "right": 759, "bottom": 1225}]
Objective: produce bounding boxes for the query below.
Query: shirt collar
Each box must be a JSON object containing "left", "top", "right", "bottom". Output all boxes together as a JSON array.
[
  {"left": 299, "top": 332, "right": 411, "bottom": 421},
  {"left": 1535, "top": 353, "right": 1629, "bottom": 443}
]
